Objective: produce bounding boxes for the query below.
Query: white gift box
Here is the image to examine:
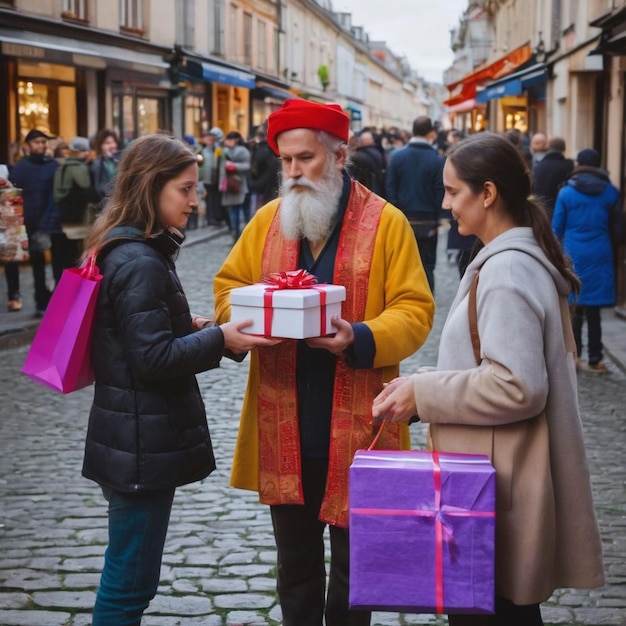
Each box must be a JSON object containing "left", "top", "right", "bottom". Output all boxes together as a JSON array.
[{"left": 230, "top": 283, "right": 346, "bottom": 339}]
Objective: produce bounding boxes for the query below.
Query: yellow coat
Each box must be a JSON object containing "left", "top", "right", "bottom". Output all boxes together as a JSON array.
[{"left": 214, "top": 182, "right": 435, "bottom": 524}]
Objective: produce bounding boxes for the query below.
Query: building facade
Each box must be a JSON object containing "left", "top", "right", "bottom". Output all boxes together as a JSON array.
[
  {"left": 1, "top": 0, "right": 436, "bottom": 166},
  {"left": 444, "top": 0, "right": 626, "bottom": 314}
]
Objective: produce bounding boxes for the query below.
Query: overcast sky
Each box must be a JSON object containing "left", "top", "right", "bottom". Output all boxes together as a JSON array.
[{"left": 331, "top": 0, "right": 468, "bottom": 84}]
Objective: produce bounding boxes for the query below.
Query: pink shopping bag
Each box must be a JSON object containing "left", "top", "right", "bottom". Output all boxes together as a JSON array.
[{"left": 22, "top": 252, "right": 103, "bottom": 393}]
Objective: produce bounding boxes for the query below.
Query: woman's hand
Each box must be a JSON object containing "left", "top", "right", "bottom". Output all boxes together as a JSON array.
[
  {"left": 305, "top": 316, "right": 354, "bottom": 354},
  {"left": 220, "top": 319, "right": 282, "bottom": 353},
  {"left": 372, "top": 376, "right": 418, "bottom": 424},
  {"left": 192, "top": 315, "right": 213, "bottom": 330}
]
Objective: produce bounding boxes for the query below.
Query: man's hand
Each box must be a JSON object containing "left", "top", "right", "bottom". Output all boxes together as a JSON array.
[{"left": 305, "top": 316, "right": 354, "bottom": 354}]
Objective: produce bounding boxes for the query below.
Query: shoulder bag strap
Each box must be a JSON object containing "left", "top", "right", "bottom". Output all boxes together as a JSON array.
[{"left": 468, "top": 271, "right": 481, "bottom": 366}]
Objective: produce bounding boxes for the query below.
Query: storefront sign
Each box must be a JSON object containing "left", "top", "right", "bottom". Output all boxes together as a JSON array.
[{"left": 2, "top": 42, "right": 45, "bottom": 59}]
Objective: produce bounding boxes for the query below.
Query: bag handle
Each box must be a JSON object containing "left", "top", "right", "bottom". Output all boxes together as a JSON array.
[
  {"left": 80, "top": 250, "right": 100, "bottom": 280},
  {"left": 468, "top": 271, "right": 481, "bottom": 366}
]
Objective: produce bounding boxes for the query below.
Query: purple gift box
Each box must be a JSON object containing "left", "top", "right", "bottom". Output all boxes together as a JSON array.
[{"left": 349, "top": 449, "right": 495, "bottom": 615}]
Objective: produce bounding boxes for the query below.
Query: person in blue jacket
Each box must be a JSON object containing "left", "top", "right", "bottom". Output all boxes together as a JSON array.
[
  {"left": 10, "top": 129, "right": 59, "bottom": 315},
  {"left": 553, "top": 148, "right": 624, "bottom": 372}
]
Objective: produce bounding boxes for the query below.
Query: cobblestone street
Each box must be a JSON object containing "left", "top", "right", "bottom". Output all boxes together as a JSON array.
[{"left": 1, "top": 232, "right": 625, "bottom": 626}]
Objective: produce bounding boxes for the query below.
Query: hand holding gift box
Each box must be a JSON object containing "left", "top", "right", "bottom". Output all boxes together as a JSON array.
[{"left": 230, "top": 270, "right": 346, "bottom": 339}]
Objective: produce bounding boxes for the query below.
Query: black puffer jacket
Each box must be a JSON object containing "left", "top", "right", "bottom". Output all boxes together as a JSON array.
[{"left": 82, "top": 226, "right": 222, "bottom": 492}]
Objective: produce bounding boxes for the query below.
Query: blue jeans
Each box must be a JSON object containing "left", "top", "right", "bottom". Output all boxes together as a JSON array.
[
  {"left": 92, "top": 488, "right": 175, "bottom": 626},
  {"left": 228, "top": 204, "right": 250, "bottom": 241}
]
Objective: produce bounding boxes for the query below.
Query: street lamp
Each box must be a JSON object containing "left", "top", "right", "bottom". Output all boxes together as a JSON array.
[{"left": 535, "top": 32, "right": 546, "bottom": 64}]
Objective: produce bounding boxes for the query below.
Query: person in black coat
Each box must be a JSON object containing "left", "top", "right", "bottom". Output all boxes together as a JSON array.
[
  {"left": 81, "top": 134, "right": 278, "bottom": 625},
  {"left": 348, "top": 129, "right": 387, "bottom": 197},
  {"left": 532, "top": 136, "right": 574, "bottom": 220},
  {"left": 248, "top": 126, "right": 280, "bottom": 210},
  {"left": 385, "top": 116, "right": 444, "bottom": 293}
]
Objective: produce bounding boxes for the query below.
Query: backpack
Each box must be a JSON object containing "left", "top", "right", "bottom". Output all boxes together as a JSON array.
[{"left": 54, "top": 161, "right": 97, "bottom": 224}]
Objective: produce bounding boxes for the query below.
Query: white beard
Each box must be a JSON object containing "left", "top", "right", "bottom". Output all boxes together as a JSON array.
[{"left": 279, "top": 161, "right": 344, "bottom": 242}]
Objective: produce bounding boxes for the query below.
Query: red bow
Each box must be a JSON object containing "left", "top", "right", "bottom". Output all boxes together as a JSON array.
[{"left": 262, "top": 269, "right": 318, "bottom": 289}]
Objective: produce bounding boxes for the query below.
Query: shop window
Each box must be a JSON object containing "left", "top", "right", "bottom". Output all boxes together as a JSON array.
[
  {"left": 244, "top": 12, "right": 253, "bottom": 66},
  {"left": 16, "top": 63, "right": 77, "bottom": 145},
  {"left": 176, "top": 0, "right": 195, "bottom": 48},
  {"left": 18, "top": 81, "right": 51, "bottom": 137},
  {"left": 504, "top": 108, "right": 528, "bottom": 133},
  {"left": 137, "top": 98, "right": 160, "bottom": 136},
  {"left": 120, "top": 0, "right": 144, "bottom": 35},
  {"left": 184, "top": 92, "right": 205, "bottom": 140},
  {"left": 62, "top": 0, "right": 88, "bottom": 21},
  {"left": 229, "top": 4, "right": 238, "bottom": 61},
  {"left": 112, "top": 89, "right": 168, "bottom": 145},
  {"left": 212, "top": 0, "right": 225, "bottom": 56},
  {"left": 258, "top": 20, "right": 266, "bottom": 72}
]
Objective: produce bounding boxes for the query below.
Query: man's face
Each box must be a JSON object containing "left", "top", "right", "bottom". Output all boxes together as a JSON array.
[
  {"left": 276, "top": 128, "right": 344, "bottom": 187},
  {"left": 277, "top": 128, "right": 345, "bottom": 242},
  {"left": 27, "top": 137, "right": 48, "bottom": 156},
  {"left": 531, "top": 134, "right": 547, "bottom": 152}
]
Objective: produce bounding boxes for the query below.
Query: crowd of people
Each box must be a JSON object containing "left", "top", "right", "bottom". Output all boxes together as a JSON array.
[{"left": 2, "top": 100, "right": 622, "bottom": 624}]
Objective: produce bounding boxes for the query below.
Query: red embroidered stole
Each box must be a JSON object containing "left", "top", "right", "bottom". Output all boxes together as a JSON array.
[{"left": 258, "top": 181, "right": 403, "bottom": 527}]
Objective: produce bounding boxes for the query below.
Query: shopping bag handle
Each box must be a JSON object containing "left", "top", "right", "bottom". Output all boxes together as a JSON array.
[
  {"left": 368, "top": 421, "right": 385, "bottom": 450},
  {"left": 80, "top": 250, "right": 100, "bottom": 280}
]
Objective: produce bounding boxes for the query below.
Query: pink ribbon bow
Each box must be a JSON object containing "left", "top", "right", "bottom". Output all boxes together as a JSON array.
[
  {"left": 261, "top": 269, "right": 318, "bottom": 289},
  {"left": 261, "top": 270, "right": 328, "bottom": 337}
]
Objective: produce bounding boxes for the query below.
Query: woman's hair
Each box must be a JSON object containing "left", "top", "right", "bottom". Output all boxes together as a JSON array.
[
  {"left": 94, "top": 128, "right": 120, "bottom": 154},
  {"left": 83, "top": 133, "right": 197, "bottom": 255},
  {"left": 447, "top": 132, "right": 580, "bottom": 293}
]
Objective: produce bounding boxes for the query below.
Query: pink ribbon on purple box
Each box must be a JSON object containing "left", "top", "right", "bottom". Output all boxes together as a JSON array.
[{"left": 261, "top": 270, "right": 328, "bottom": 337}]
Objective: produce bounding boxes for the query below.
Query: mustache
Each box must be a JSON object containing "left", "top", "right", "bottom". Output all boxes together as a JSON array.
[{"left": 282, "top": 176, "right": 316, "bottom": 192}]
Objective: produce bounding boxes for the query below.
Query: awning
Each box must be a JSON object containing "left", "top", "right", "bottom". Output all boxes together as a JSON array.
[
  {"left": 253, "top": 81, "right": 295, "bottom": 101},
  {"left": 475, "top": 63, "right": 547, "bottom": 103},
  {"left": 588, "top": 29, "right": 626, "bottom": 56},
  {"left": 446, "top": 98, "right": 476, "bottom": 113},
  {"left": 446, "top": 43, "right": 533, "bottom": 92},
  {"left": 445, "top": 43, "right": 533, "bottom": 107},
  {"left": 443, "top": 82, "right": 477, "bottom": 108},
  {"left": 588, "top": 6, "right": 626, "bottom": 56},
  {"left": 182, "top": 60, "right": 256, "bottom": 88},
  {"left": 589, "top": 5, "right": 626, "bottom": 29},
  {"left": 0, "top": 28, "right": 169, "bottom": 72}
]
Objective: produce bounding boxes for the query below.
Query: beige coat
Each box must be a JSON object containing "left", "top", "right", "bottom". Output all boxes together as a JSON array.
[{"left": 413, "top": 228, "right": 604, "bottom": 606}]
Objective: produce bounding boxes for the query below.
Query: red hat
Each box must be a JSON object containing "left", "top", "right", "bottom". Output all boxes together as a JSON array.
[{"left": 266, "top": 99, "right": 350, "bottom": 155}]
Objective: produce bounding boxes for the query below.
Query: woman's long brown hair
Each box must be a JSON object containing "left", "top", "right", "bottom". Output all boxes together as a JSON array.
[
  {"left": 447, "top": 132, "right": 580, "bottom": 294},
  {"left": 82, "top": 133, "right": 197, "bottom": 259}
]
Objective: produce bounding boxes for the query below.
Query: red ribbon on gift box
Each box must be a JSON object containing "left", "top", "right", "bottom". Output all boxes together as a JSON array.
[
  {"left": 261, "top": 270, "right": 328, "bottom": 337},
  {"left": 351, "top": 450, "right": 495, "bottom": 614}
]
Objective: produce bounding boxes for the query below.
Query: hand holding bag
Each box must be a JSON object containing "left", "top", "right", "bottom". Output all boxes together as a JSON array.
[{"left": 22, "top": 251, "right": 103, "bottom": 393}]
